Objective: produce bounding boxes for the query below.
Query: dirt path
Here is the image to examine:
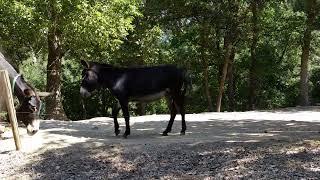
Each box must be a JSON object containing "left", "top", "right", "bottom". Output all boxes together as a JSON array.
[{"left": 1, "top": 107, "right": 320, "bottom": 179}]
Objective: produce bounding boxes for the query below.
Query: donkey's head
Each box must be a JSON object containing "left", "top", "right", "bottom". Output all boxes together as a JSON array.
[
  {"left": 16, "top": 88, "right": 41, "bottom": 135},
  {"left": 80, "top": 60, "right": 100, "bottom": 98}
]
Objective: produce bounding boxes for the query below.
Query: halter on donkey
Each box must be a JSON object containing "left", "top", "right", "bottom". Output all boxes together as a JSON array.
[{"left": 0, "top": 52, "right": 45, "bottom": 135}]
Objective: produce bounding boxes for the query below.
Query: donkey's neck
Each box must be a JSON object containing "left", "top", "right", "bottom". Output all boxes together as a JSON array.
[
  {"left": 99, "top": 67, "right": 123, "bottom": 89},
  {"left": 0, "top": 52, "right": 19, "bottom": 78},
  {"left": 14, "top": 77, "right": 33, "bottom": 101},
  {"left": 0, "top": 52, "right": 32, "bottom": 101}
]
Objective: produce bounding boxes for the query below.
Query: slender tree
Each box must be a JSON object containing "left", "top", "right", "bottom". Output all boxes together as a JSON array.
[
  {"left": 227, "top": 47, "right": 236, "bottom": 111},
  {"left": 200, "top": 20, "right": 214, "bottom": 111},
  {"left": 216, "top": 1, "right": 242, "bottom": 112},
  {"left": 216, "top": 30, "right": 236, "bottom": 112},
  {"left": 46, "top": 0, "right": 65, "bottom": 119},
  {"left": 248, "top": 0, "right": 259, "bottom": 110},
  {"left": 299, "top": 0, "right": 317, "bottom": 106}
]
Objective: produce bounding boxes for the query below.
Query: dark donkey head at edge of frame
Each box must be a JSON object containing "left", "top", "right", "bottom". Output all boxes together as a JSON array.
[
  {"left": 80, "top": 60, "right": 102, "bottom": 98},
  {"left": 0, "top": 52, "right": 51, "bottom": 136},
  {"left": 15, "top": 76, "right": 42, "bottom": 136}
]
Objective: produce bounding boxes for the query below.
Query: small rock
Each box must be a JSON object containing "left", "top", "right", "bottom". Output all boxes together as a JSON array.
[{"left": 0, "top": 125, "right": 5, "bottom": 133}]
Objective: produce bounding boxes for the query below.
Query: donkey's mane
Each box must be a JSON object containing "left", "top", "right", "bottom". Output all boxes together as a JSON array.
[
  {"left": 20, "top": 75, "right": 39, "bottom": 96},
  {"left": 91, "top": 62, "right": 113, "bottom": 68}
]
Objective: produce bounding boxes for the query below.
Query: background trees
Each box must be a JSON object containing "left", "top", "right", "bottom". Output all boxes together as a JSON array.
[
  {"left": 298, "top": 0, "right": 320, "bottom": 106},
  {"left": 0, "top": 0, "right": 141, "bottom": 119},
  {"left": 0, "top": 0, "right": 319, "bottom": 120}
]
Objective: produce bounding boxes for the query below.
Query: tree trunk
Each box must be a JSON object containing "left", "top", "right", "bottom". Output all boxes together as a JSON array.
[
  {"left": 45, "top": 0, "right": 67, "bottom": 120},
  {"left": 299, "top": 0, "right": 316, "bottom": 106},
  {"left": 204, "top": 60, "right": 214, "bottom": 111},
  {"left": 216, "top": 1, "right": 240, "bottom": 112},
  {"left": 201, "top": 21, "right": 214, "bottom": 111},
  {"left": 137, "top": 102, "right": 146, "bottom": 116},
  {"left": 216, "top": 36, "right": 233, "bottom": 112},
  {"left": 227, "top": 47, "right": 236, "bottom": 111},
  {"left": 248, "top": 0, "right": 259, "bottom": 110}
]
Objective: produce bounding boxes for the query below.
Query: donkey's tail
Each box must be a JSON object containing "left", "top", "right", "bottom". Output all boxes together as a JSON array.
[{"left": 181, "top": 69, "right": 192, "bottom": 96}]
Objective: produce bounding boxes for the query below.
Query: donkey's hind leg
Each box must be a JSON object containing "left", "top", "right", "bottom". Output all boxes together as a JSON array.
[
  {"left": 112, "top": 102, "right": 121, "bottom": 136},
  {"left": 175, "top": 94, "right": 186, "bottom": 135},
  {"left": 162, "top": 97, "right": 177, "bottom": 136},
  {"left": 118, "top": 98, "right": 130, "bottom": 138}
]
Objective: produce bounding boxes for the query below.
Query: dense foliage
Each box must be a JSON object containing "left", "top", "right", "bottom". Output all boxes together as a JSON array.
[{"left": 1, "top": 0, "right": 319, "bottom": 120}]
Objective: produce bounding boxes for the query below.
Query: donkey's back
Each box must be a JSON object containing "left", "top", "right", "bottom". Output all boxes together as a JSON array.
[{"left": 115, "top": 65, "right": 185, "bottom": 97}]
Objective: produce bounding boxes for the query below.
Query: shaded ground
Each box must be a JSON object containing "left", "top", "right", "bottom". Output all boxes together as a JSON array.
[{"left": 1, "top": 107, "right": 320, "bottom": 179}]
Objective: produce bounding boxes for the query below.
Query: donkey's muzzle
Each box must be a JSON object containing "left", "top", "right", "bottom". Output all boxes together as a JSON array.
[{"left": 26, "top": 119, "right": 40, "bottom": 136}]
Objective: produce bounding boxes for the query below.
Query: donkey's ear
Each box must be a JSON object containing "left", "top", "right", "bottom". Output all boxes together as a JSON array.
[
  {"left": 24, "top": 89, "right": 35, "bottom": 97},
  {"left": 81, "top": 60, "right": 89, "bottom": 68}
]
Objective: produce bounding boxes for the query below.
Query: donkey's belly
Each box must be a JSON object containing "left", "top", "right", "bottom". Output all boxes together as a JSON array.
[{"left": 131, "top": 90, "right": 168, "bottom": 102}]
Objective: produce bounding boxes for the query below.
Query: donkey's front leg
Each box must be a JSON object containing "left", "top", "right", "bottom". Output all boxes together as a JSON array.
[
  {"left": 176, "top": 95, "right": 186, "bottom": 135},
  {"left": 119, "top": 99, "right": 130, "bottom": 138},
  {"left": 112, "top": 102, "right": 121, "bottom": 136}
]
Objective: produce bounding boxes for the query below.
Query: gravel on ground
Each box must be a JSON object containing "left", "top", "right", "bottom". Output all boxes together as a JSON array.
[{"left": 1, "top": 106, "right": 320, "bottom": 179}]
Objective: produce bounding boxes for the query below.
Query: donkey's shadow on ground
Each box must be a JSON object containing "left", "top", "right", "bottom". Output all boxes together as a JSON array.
[{"left": 39, "top": 113, "right": 320, "bottom": 145}]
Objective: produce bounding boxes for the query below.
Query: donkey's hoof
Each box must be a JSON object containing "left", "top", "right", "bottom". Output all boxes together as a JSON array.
[
  {"left": 115, "top": 130, "right": 120, "bottom": 136},
  {"left": 123, "top": 131, "right": 130, "bottom": 138},
  {"left": 123, "top": 134, "right": 128, "bottom": 138},
  {"left": 162, "top": 132, "right": 169, "bottom": 136},
  {"left": 180, "top": 131, "right": 185, "bottom": 135}
]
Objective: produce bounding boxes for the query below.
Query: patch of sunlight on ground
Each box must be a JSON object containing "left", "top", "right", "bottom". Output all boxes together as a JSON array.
[{"left": 228, "top": 132, "right": 276, "bottom": 137}]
